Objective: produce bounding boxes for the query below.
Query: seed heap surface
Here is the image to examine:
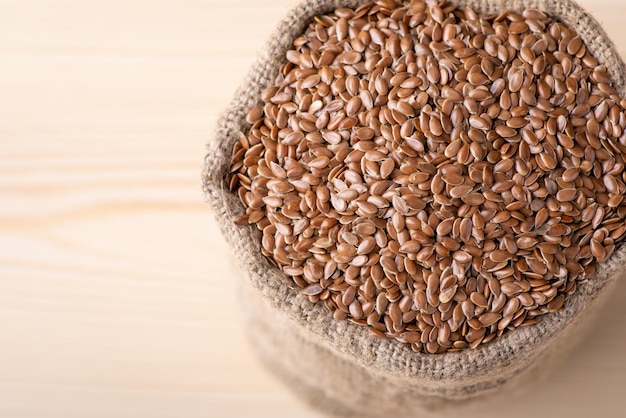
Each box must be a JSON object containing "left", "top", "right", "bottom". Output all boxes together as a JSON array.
[{"left": 227, "top": 0, "right": 626, "bottom": 353}]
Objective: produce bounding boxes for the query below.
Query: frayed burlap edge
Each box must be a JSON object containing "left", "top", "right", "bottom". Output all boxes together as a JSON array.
[{"left": 203, "top": 0, "right": 626, "bottom": 404}]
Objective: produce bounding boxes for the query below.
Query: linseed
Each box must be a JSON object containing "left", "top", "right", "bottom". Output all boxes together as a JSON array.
[{"left": 227, "top": 0, "right": 626, "bottom": 353}]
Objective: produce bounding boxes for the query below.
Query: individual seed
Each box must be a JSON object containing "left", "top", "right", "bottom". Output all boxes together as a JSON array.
[
  {"left": 590, "top": 239, "right": 606, "bottom": 260},
  {"left": 301, "top": 74, "right": 321, "bottom": 89},
  {"left": 520, "top": 47, "right": 535, "bottom": 64},
  {"left": 399, "top": 240, "right": 420, "bottom": 253},
  {"left": 336, "top": 17, "right": 348, "bottom": 40},
  {"left": 495, "top": 125, "right": 517, "bottom": 138},
  {"left": 349, "top": 300, "right": 363, "bottom": 319},
  {"left": 469, "top": 115, "right": 490, "bottom": 129},
  {"left": 309, "top": 156, "right": 330, "bottom": 170},
  {"left": 462, "top": 193, "right": 485, "bottom": 205},
  {"left": 556, "top": 188, "right": 577, "bottom": 202},
  {"left": 303, "top": 283, "right": 323, "bottom": 296},
  {"left": 562, "top": 167, "right": 580, "bottom": 182},
  {"left": 450, "top": 185, "right": 473, "bottom": 198},
  {"left": 508, "top": 69, "right": 524, "bottom": 92},
  {"left": 439, "top": 286, "right": 458, "bottom": 304},
  {"left": 490, "top": 250, "right": 512, "bottom": 263},
  {"left": 503, "top": 298, "right": 521, "bottom": 317},
  {"left": 533, "top": 55, "right": 547, "bottom": 75},
  {"left": 453, "top": 251, "right": 472, "bottom": 264},
  {"left": 509, "top": 21, "right": 528, "bottom": 34},
  {"left": 501, "top": 282, "right": 521, "bottom": 295},
  {"left": 604, "top": 175, "right": 619, "bottom": 194},
  {"left": 246, "top": 106, "right": 264, "bottom": 124},
  {"left": 538, "top": 153, "right": 557, "bottom": 170},
  {"left": 547, "top": 294, "right": 565, "bottom": 312},
  {"left": 567, "top": 36, "right": 583, "bottom": 55},
  {"left": 356, "top": 127, "right": 375, "bottom": 140},
  {"left": 442, "top": 85, "right": 463, "bottom": 102},
  {"left": 469, "top": 292, "right": 488, "bottom": 308},
  {"left": 479, "top": 312, "right": 502, "bottom": 327},
  {"left": 346, "top": 96, "right": 362, "bottom": 116}
]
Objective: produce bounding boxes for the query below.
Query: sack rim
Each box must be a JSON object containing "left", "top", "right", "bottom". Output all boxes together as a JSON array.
[{"left": 202, "top": 0, "right": 626, "bottom": 383}]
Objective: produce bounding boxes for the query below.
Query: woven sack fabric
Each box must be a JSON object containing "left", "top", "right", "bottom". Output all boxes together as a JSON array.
[{"left": 203, "top": 0, "right": 626, "bottom": 415}]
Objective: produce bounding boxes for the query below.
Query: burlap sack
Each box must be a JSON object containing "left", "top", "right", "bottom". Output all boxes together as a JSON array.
[{"left": 203, "top": 0, "right": 626, "bottom": 416}]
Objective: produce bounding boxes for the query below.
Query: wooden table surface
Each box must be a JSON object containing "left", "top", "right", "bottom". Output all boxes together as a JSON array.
[{"left": 1, "top": 1, "right": 625, "bottom": 417}]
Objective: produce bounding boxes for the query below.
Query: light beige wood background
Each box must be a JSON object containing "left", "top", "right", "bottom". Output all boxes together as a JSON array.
[{"left": 1, "top": 1, "right": 625, "bottom": 417}]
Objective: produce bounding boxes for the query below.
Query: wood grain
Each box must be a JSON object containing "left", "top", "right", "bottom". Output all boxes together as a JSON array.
[{"left": 0, "top": 1, "right": 625, "bottom": 417}]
